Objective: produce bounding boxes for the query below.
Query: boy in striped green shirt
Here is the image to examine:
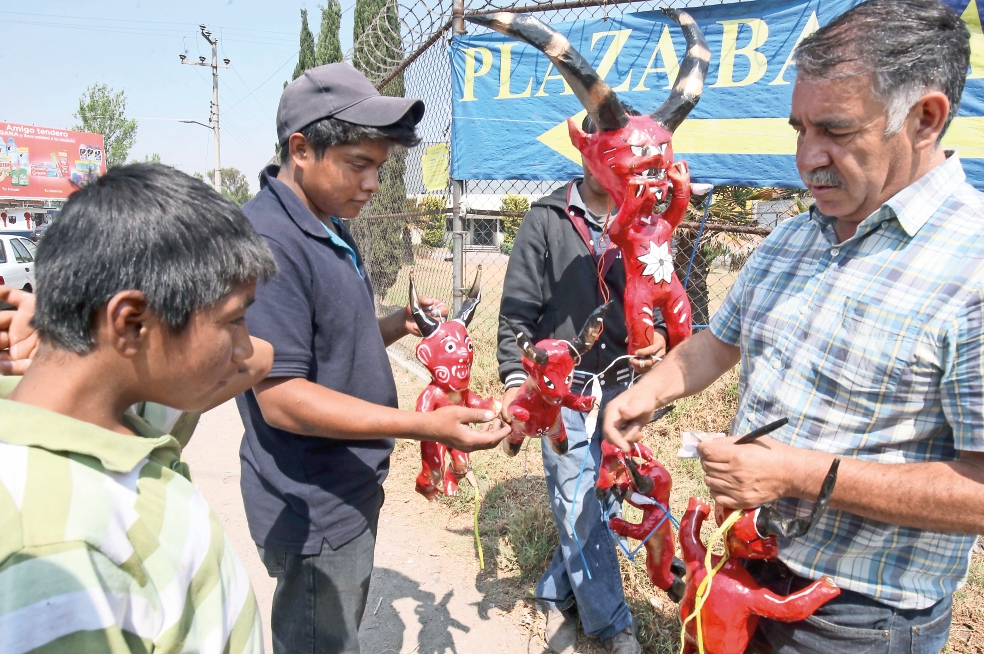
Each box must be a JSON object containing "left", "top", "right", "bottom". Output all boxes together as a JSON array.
[{"left": 0, "top": 163, "right": 277, "bottom": 653}]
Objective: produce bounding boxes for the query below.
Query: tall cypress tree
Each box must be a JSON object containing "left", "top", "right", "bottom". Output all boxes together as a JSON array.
[
  {"left": 292, "top": 9, "right": 317, "bottom": 81},
  {"left": 351, "top": 0, "right": 410, "bottom": 298},
  {"left": 315, "top": 1, "right": 344, "bottom": 66}
]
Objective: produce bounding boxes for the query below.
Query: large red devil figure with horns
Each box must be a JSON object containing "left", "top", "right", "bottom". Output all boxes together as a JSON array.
[
  {"left": 467, "top": 8, "right": 711, "bottom": 353},
  {"left": 677, "top": 460, "right": 842, "bottom": 654},
  {"left": 410, "top": 269, "right": 497, "bottom": 501}
]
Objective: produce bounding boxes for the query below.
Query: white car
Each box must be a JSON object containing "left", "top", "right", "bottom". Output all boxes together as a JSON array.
[{"left": 0, "top": 235, "right": 37, "bottom": 292}]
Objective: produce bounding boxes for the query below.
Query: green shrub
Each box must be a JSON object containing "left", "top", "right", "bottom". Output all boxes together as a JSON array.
[
  {"left": 415, "top": 195, "right": 448, "bottom": 248},
  {"left": 500, "top": 194, "right": 530, "bottom": 246}
]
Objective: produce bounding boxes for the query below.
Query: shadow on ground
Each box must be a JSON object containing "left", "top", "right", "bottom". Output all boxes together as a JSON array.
[{"left": 362, "top": 567, "right": 472, "bottom": 654}]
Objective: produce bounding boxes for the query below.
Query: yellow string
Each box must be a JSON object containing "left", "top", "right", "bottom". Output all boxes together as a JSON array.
[
  {"left": 473, "top": 484, "right": 485, "bottom": 570},
  {"left": 679, "top": 509, "right": 743, "bottom": 654}
]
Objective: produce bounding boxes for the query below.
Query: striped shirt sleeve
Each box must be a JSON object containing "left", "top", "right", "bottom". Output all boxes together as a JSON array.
[{"left": 708, "top": 261, "right": 747, "bottom": 346}]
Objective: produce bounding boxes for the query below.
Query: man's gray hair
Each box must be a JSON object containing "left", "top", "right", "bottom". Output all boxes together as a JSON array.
[{"left": 794, "top": 0, "right": 970, "bottom": 137}]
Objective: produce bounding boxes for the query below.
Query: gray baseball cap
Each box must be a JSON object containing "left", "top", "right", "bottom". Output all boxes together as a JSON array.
[{"left": 276, "top": 62, "right": 425, "bottom": 145}]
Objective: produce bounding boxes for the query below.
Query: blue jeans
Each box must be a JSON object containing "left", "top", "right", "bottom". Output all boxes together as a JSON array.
[
  {"left": 747, "top": 559, "right": 953, "bottom": 654},
  {"left": 536, "top": 382, "right": 633, "bottom": 641}
]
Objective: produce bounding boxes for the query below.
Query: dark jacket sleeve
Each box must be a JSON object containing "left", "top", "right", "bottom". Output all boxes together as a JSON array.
[
  {"left": 497, "top": 205, "right": 550, "bottom": 387},
  {"left": 245, "top": 236, "right": 315, "bottom": 379}
]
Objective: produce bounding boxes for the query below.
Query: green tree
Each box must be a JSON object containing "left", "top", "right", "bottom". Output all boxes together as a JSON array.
[
  {"left": 128, "top": 153, "right": 162, "bottom": 164},
  {"left": 72, "top": 84, "right": 138, "bottom": 168},
  {"left": 414, "top": 195, "right": 448, "bottom": 248},
  {"left": 500, "top": 194, "right": 530, "bottom": 246},
  {"left": 351, "top": 0, "right": 409, "bottom": 298},
  {"left": 202, "top": 167, "right": 253, "bottom": 205},
  {"left": 291, "top": 9, "right": 317, "bottom": 81},
  {"left": 353, "top": 0, "right": 403, "bottom": 92},
  {"left": 315, "top": 0, "right": 344, "bottom": 66}
]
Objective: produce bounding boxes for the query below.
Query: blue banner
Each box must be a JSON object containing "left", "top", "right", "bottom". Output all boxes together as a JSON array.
[{"left": 450, "top": 0, "right": 984, "bottom": 188}]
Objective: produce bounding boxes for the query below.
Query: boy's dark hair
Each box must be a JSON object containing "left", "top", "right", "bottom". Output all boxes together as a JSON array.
[
  {"left": 280, "top": 115, "right": 420, "bottom": 164},
  {"left": 582, "top": 101, "right": 641, "bottom": 133},
  {"left": 795, "top": 0, "right": 970, "bottom": 137},
  {"left": 33, "top": 163, "right": 277, "bottom": 353}
]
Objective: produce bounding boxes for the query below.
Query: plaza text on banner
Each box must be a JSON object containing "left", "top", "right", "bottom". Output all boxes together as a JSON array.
[{"left": 450, "top": 0, "right": 984, "bottom": 189}]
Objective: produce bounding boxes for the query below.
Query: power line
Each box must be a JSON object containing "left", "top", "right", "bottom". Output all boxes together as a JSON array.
[
  {"left": 0, "top": 10, "right": 297, "bottom": 36},
  {"left": 1, "top": 17, "right": 296, "bottom": 46},
  {"left": 221, "top": 29, "right": 278, "bottom": 121},
  {"left": 225, "top": 49, "right": 300, "bottom": 112}
]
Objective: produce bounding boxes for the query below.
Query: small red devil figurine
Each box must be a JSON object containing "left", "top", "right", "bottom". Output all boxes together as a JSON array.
[
  {"left": 599, "top": 438, "right": 687, "bottom": 602},
  {"left": 411, "top": 269, "right": 496, "bottom": 501},
  {"left": 502, "top": 303, "right": 609, "bottom": 457},
  {"left": 466, "top": 9, "right": 711, "bottom": 353},
  {"left": 678, "top": 460, "right": 842, "bottom": 654}
]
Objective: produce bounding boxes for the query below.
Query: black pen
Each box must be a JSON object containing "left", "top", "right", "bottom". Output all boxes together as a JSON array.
[{"left": 734, "top": 417, "right": 789, "bottom": 444}]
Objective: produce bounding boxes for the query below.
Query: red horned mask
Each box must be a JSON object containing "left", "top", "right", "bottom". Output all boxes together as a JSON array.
[
  {"left": 569, "top": 115, "right": 675, "bottom": 210},
  {"left": 467, "top": 9, "right": 710, "bottom": 210},
  {"left": 506, "top": 302, "right": 610, "bottom": 404},
  {"left": 411, "top": 269, "right": 482, "bottom": 393}
]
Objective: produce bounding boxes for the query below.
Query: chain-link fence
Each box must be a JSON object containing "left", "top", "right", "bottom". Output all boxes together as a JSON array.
[{"left": 345, "top": 0, "right": 810, "bottom": 393}]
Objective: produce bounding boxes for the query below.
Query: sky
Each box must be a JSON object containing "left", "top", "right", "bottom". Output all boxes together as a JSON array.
[{"left": 2, "top": 1, "right": 360, "bottom": 193}]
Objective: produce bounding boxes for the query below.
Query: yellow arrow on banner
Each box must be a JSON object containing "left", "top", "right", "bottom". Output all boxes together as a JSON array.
[{"left": 537, "top": 114, "right": 984, "bottom": 162}]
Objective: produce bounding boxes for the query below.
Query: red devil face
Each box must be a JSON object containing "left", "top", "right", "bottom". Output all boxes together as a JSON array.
[
  {"left": 569, "top": 114, "right": 675, "bottom": 210},
  {"left": 416, "top": 320, "right": 474, "bottom": 393},
  {"left": 521, "top": 339, "right": 576, "bottom": 404},
  {"left": 716, "top": 505, "right": 779, "bottom": 560}
]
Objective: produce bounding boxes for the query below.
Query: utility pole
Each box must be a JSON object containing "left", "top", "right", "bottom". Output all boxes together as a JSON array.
[{"left": 179, "top": 24, "right": 229, "bottom": 192}]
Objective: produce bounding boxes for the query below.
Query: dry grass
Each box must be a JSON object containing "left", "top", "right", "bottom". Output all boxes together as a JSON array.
[
  {"left": 390, "top": 361, "right": 984, "bottom": 653},
  {"left": 948, "top": 554, "right": 984, "bottom": 653}
]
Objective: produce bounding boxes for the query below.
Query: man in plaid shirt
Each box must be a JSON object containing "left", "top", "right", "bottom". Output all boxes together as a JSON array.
[{"left": 604, "top": 0, "right": 980, "bottom": 651}]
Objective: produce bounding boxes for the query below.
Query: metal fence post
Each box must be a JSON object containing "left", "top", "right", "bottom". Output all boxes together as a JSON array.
[
  {"left": 452, "top": 179, "right": 466, "bottom": 314},
  {"left": 452, "top": 0, "right": 465, "bottom": 35}
]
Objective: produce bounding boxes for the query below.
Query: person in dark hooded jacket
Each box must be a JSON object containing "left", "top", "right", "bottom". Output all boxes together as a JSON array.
[{"left": 496, "top": 112, "right": 668, "bottom": 654}]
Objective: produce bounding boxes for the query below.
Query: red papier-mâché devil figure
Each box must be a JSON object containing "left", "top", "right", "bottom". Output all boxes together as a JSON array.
[
  {"left": 410, "top": 269, "right": 496, "bottom": 501},
  {"left": 502, "top": 303, "right": 609, "bottom": 457},
  {"left": 466, "top": 9, "right": 711, "bottom": 354},
  {"left": 678, "top": 460, "right": 842, "bottom": 654},
  {"left": 598, "top": 436, "right": 687, "bottom": 602}
]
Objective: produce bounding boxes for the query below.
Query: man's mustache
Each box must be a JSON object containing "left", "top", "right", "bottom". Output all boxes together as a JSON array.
[{"left": 801, "top": 166, "right": 843, "bottom": 187}]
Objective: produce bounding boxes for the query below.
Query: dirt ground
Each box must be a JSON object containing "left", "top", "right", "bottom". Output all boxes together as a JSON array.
[{"left": 182, "top": 398, "right": 532, "bottom": 654}]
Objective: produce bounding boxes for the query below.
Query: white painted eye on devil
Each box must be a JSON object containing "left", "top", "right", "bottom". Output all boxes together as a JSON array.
[
  {"left": 565, "top": 373, "right": 573, "bottom": 385},
  {"left": 466, "top": 339, "right": 473, "bottom": 352},
  {"left": 629, "top": 142, "right": 668, "bottom": 159},
  {"left": 542, "top": 375, "right": 555, "bottom": 390},
  {"left": 444, "top": 341, "right": 456, "bottom": 353}
]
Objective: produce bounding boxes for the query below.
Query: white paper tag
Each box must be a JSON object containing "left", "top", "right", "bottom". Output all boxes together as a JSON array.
[
  {"left": 584, "top": 377, "right": 603, "bottom": 438},
  {"left": 677, "top": 431, "right": 727, "bottom": 458}
]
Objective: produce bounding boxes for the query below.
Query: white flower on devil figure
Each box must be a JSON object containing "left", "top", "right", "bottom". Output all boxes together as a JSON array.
[{"left": 638, "top": 240, "right": 674, "bottom": 284}]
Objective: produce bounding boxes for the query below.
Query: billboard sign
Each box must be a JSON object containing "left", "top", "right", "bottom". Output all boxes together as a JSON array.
[
  {"left": 0, "top": 122, "right": 107, "bottom": 200},
  {"left": 450, "top": 0, "right": 984, "bottom": 189}
]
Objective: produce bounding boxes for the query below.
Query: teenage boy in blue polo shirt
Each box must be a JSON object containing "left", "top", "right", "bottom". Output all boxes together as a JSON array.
[{"left": 238, "top": 63, "right": 509, "bottom": 654}]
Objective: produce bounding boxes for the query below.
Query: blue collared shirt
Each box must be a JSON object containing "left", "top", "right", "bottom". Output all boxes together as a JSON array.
[{"left": 710, "top": 155, "right": 984, "bottom": 609}]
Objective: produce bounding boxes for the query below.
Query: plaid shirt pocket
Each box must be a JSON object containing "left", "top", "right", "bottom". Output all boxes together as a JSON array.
[{"left": 827, "top": 298, "right": 918, "bottom": 394}]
